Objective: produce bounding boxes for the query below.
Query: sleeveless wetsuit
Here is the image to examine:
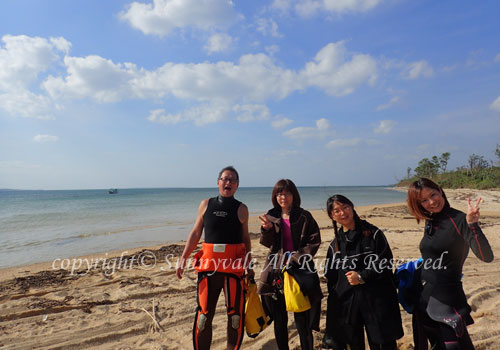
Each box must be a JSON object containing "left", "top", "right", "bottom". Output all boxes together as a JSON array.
[
  {"left": 203, "top": 196, "right": 243, "bottom": 244},
  {"left": 193, "top": 195, "right": 246, "bottom": 350}
]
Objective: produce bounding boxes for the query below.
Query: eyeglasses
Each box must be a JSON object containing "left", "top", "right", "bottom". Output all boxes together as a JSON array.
[
  {"left": 332, "top": 205, "right": 351, "bottom": 216},
  {"left": 219, "top": 177, "right": 238, "bottom": 184},
  {"left": 276, "top": 192, "right": 292, "bottom": 198}
]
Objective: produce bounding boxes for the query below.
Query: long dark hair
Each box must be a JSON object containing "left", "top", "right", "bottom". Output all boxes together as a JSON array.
[
  {"left": 271, "top": 179, "right": 301, "bottom": 209},
  {"left": 326, "top": 194, "right": 370, "bottom": 252}
]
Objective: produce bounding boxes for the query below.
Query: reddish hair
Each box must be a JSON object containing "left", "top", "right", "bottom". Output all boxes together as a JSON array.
[{"left": 407, "top": 178, "right": 449, "bottom": 223}]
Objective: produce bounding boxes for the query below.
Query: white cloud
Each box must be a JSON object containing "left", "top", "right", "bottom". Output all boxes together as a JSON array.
[
  {"left": 376, "top": 96, "right": 399, "bottom": 111},
  {"left": 0, "top": 90, "right": 55, "bottom": 120},
  {"left": 3, "top": 35, "right": 378, "bottom": 125},
  {"left": 43, "top": 55, "right": 140, "bottom": 103},
  {"left": 34, "top": 134, "right": 59, "bottom": 142},
  {"left": 205, "top": 33, "right": 233, "bottom": 54},
  {"left": 147, "top": 104, "right": 230, "bottom": 126},
  {"left": 271, "top": 0, "right": 292, "bottom": 12},
  {"left": 283, "top": 118, "right": 330, "bottom": 140},
  {"left": 0, "top": 35, "right": 68, "bottom": 118},
  {"left": 0, "top": 35, "right": 67, "bottom": 89},
  {"left": 272, "top": 116, "right": 293, "bottom": 129},
  {"left": 495, "top": 53, "right": 500, "bottom": 63},
  {"left": 295, "top": 0, "right": 381, "bottom": 17},
  {"left": 49, "top": 37, "right": 72, "bottom": 54},
  {"left": 316, "top": 118, "right": 330, "bottom": 130},
  {"left": 322, "top": 0, "right": 381, "bottom": 13},
  {"left": 233, "top": 104, "right": 270, "bottom": 122},
  {"left": 120, "top": 0, "right": 242, "bottom": 37},
  {"left": 300, "top": 41, "right": 377, "bottom": 96},
  {"left": 402, "top": 60, "right": 434, "bottom": 79},
  {"left": 147, "top": 109, "right": 183, "bottom": 124},
  {"left": 326, "top": 137, "right": 361, "bottom": 148},
  {"left": 490, "top": 96, "right": 500, "bottom": 112},
  {"left": 295, "top": 1, "right": 322, "bottom": 18},
  {"left": 374, "top": 119, "right": 395, "bottom": 134},
  {"left": 256, "top": 17, "right": 282, "bottom": 38},
  {"left": 265, "top": 45, "right": 280, "bottom": 56},
  {"left": 42, "top": 40, "right": 375, "bottom": 106}
]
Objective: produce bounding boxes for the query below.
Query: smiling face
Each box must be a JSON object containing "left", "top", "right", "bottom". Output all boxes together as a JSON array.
[
  {"left": 276, "top": 190, "right": 293, "bottom": 212},
  {"left": 217, "top": 170, "right": 239, "bottom": 197},
  {"left": 331, "top": 201, "right": 355, "bottom": 229},
  {"left": 418, "top": 187, "right": 445, "bottom": 214}
]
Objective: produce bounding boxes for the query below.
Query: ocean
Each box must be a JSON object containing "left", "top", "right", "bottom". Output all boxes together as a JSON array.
[{"left": 0, "top": 186, "right": 406, "bottom": 268}]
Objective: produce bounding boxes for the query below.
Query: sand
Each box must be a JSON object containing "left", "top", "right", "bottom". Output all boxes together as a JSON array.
[{"left": 0, "top": 189, "right": 499, "bottom": 350}]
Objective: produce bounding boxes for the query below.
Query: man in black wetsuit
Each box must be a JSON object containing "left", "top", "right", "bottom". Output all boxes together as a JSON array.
[{"left": 176, "top": 166, "right": 253, "bottom": 350}]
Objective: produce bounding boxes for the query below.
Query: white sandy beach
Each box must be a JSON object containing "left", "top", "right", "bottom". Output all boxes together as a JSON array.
[{"left": 0, "top": 188, "right": 499, "bottom": 350}]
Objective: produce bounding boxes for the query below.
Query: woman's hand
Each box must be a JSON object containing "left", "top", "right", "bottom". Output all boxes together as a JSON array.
[
  {"left": 466, "top": 197, "right": 482, "bottom": 224},
  {"left": 259, "top": 214, "right": 273, "bottom": 230},
  {"left": 345, "top": 271, "right": 362, "bottom": 286}
]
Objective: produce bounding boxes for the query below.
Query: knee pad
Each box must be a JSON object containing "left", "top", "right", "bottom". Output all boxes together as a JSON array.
[
  {"left": 443, "top": 342, "right": 460, "bottom": 350},
  {"left": 230, "top": 314, "right": 240, "bottom": 330},
  {"left": 198, "top": 313, "right": 208, "bottom": 332}
]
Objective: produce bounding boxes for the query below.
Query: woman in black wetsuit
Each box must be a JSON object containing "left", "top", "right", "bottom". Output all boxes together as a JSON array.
[
  {"left": 407, "top": 178, "right": 494, "bottom": 350},
  {"left": 323, "top": 194, "right": 403, "bottom": 350}
]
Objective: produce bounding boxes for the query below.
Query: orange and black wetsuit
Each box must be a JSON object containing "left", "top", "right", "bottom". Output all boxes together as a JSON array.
[
  {"left": 413, "top": 204, "right": 493, "bottom": 350},
  {"left": 193, "top": 195, "right": 246, "bottom": 350}
]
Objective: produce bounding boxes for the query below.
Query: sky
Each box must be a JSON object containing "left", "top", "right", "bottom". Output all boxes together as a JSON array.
[{"left": 1, "top": 0, "right": 499, "bottom": 190}]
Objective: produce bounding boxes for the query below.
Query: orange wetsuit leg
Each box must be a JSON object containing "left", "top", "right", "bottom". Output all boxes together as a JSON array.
[
  {"left": 193, "top": 272, "right": 224, "bottom": 350},
  {"left": 223, "top": 274, "right": 245, "bottom": 350}
]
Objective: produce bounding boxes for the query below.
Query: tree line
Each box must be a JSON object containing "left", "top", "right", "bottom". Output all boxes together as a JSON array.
[{"left": 399, "top": 144, "right": 500, "bottom": 189}]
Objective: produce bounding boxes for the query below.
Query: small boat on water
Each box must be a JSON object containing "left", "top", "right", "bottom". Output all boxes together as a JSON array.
[{"left": 108, "top": 188, "right": 118, "bottom": 194}]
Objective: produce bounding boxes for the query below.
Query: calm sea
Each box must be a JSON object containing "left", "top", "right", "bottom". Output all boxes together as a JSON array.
[{"left": 0, "top": 187, "right": 406, "bottom": 268}]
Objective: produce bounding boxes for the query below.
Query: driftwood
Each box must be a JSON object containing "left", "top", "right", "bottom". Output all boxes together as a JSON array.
[{"left": 140, "top": 298, "right": 164, "bottom": 333}]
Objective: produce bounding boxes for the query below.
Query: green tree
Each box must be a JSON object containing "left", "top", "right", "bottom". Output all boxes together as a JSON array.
[
  {"left": 415, "top": 158, "right": 439, "bottom": 178},
  {"left": 468, "top": 154, "right": 489, "bottom": 172},
  {"left": 439, "top": 152, "right": 450, "bottom": 173},
  {"left": 495, "top": 144, "right": 500, "bottom": 165}
]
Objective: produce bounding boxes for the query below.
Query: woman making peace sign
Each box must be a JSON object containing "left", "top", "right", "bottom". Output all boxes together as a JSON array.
[
  {"left": 258, "top": 179, "right": 322, "bottom": 350},
  {"left": 407, "top": 178, "right": 494, "bottom": 350}
]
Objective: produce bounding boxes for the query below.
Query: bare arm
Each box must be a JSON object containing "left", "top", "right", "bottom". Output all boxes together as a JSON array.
[
  {"left": 238, "top": 203, "right": 254, "bottom": 277},
  {"left": 176, "top": 199, "right": 208, "bottom": 279}
]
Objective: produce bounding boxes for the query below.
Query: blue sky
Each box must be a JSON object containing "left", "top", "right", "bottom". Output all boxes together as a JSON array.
[{"left": 1, "top": 0, "right": 499, "bottom": 189}]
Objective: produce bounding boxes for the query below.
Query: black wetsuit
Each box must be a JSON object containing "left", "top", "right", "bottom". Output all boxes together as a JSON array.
[
  {"left": 193, "top": 195, "right": 245, "bottom": 350},
  {"left": 325, "top": 220, "right": 403, "bottom": 350},
  {"left": 414, "top": 205, "right": 493, "bottom": 350},
  {"left": 204, "top": 195, "right": 243, "bottom": 244}
]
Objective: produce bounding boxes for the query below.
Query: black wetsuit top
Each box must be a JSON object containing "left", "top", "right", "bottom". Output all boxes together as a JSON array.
[
  {"left": 325, "top": 220, "right": 403, "bottom": 343},
  {"left": 203, "top": 195, "right": 243, "bottom": 244},
  {"left": 419, "top": 205, "right": 493, "bottom": 307}
]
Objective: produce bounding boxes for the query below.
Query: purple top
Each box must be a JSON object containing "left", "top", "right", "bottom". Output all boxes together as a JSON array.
[{"left": 281, "top": 218, "right": 293, "bottom": 252}]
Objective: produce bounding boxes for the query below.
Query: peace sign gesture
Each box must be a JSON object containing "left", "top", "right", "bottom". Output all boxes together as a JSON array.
[
  {"left": 259, "top": 214, "right": 273, "bottom": 230},
  {"left": 466, "top": 197, "right": 482, "bottom": 224}
]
